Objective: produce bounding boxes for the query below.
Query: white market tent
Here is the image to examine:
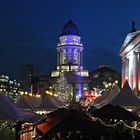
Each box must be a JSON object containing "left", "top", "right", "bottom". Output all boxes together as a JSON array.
[
  {"left": 0, "top": 94, "right": 41, "bottom": 122},
  {"left": 17, "top": 95, "right": 66, "bottom": 112},
  {"left": 47, "top": 95, "right": 66, "bottom": 108},
  {"left": 37, "top": 95, "right": 63, "bottom": 111},
  {"left": 94, "top": 88, "right": 112, "bottom": 104},
  {"left": 109, "top": 81, "right": 140, "bottom": 106},
  {"left": 16, "top": 95, "right": 42, "bottom": 111},
  {"left": 0, "top": 94, "right": 23, "bottom": 120},
  {"left": 93, "top": 85, "right": 120, "bottom": 107}
]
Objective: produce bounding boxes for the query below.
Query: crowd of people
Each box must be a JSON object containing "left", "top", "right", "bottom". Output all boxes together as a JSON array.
[{"left": 42, "top": 130, "right": 140, "bottom": 140}]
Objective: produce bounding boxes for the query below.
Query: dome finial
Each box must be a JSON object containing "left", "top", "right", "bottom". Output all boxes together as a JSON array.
[
  {"left": 131, "top": 20, "right": 136, "bottom": 32},
  {"left": 60, "top": 18, "right": 79, "bottom": 36}
]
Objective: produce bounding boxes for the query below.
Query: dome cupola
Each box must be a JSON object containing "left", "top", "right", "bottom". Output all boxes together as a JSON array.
[{"left": 60, "top": 20, "right": 79, "bottom": 36}]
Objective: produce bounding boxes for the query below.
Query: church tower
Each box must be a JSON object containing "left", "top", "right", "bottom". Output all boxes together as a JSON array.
[
  {"left": 56, "top": 19, "right": 84, "bottom": 72},
  {"left": 51, "top": 19, "right": 89, "bottom": 102}
]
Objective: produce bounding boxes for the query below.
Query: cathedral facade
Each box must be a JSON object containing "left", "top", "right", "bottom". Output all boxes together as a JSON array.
[
  {"left": 51, "top": 19, "right": 89, "bottom": 102},
  {"left": 120, "top": 23, "right": 140, "bottom": 96}
]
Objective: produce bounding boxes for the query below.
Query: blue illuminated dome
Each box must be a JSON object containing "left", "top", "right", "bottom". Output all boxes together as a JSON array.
[{"left": 60, "top": 20, "right": 79, "bottom": 36}]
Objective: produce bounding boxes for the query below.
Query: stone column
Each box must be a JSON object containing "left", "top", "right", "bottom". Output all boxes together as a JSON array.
[
  {"left": 59, "top": 50, "right": 62, "bottom": 65},
  {"left": 80, "top": 51, "right": 83, "bottom": 66},
  {"left": 72, "top": 83, "right": 76, "bottom": 103},
  {"left": 121, "top": 58, "right": 126, "bottom": 87},
  {"left": 135, "top": 51, "right": 140, "bottom": 95},
  {"left": 138, "top": 52, "right": 140, "bottom": 95},
  {"left": 134, "top": 51, "right": 139, "bottom": 93},
  {"left": 77, "top": 50, "right": 80, "bottom": 65},
  {"left": 57, "top": 51, "right": 59, "bottom": 65},
  {"left": 132, "top": 52, "right": 136, "bottom": 90},
  {"left": 126, "top": 57, "right": 129, "bottom": 82},
  {"left": 131, "top": 56, "right": 134, "bottom": 89}
]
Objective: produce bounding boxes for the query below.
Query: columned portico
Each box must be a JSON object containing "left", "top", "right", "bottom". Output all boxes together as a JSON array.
[
  {"left": 121, "top": 58, "right": 126, "bottom": 87},
  {"left": 120, "top": 25, "right": 140, "bottom": 96}
]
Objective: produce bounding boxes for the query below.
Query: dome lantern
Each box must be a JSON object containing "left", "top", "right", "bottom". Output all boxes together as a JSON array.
[{"left": 60, "top": 20, "right": 79, "bottom": 36}]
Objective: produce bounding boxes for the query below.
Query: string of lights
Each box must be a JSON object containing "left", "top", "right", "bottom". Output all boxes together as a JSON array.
[
  {"left": 93, "top": 117, "right": 140, "bottom": 130},
  {"left": 0, "top": 121, "right": 16, "bottom": 130}
]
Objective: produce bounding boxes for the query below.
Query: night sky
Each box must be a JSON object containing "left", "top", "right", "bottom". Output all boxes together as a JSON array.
[{"left": 0, "top": 0, "right": 140, "bottom": 79}]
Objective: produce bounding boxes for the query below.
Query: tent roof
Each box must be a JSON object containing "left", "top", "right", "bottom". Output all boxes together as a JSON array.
[
  {"left": 21, "top": 111, "right": 43, "bottom": 123},
  {"left": 38, "top": 95, "right": 61, "bottom": 111},
  {"left": 110, "top": 81, "right": 140, "bottom": 106},
  {"left": 17, "top": 95, "right": 41, "bottom": 110},
  {"left": 35, "top": 108, "right": 108, "bottom": 136},
  {"left": 94, "top": 85, "right": 120, "bottom": 107},
  {"left": 0, "top": 94, "right": 42, "bottom": 122},
  {"left": 91, "top": 104, "right": 140, "bottom": 121},
  {"left": 47, "top": 96, "right": 66, "bottom": 108},
  {"left": 0, "top": 94, "right": 23, "bottom": 120}
]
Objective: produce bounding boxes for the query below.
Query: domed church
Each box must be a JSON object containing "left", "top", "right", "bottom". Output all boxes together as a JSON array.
[{"left": 51, "top": 19, "right": 89, "bottom": 102}]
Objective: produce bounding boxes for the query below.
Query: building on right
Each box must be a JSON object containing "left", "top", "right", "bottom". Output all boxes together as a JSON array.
[{"left": 120, "top": 21, "right": 140, "bottom": 96}]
